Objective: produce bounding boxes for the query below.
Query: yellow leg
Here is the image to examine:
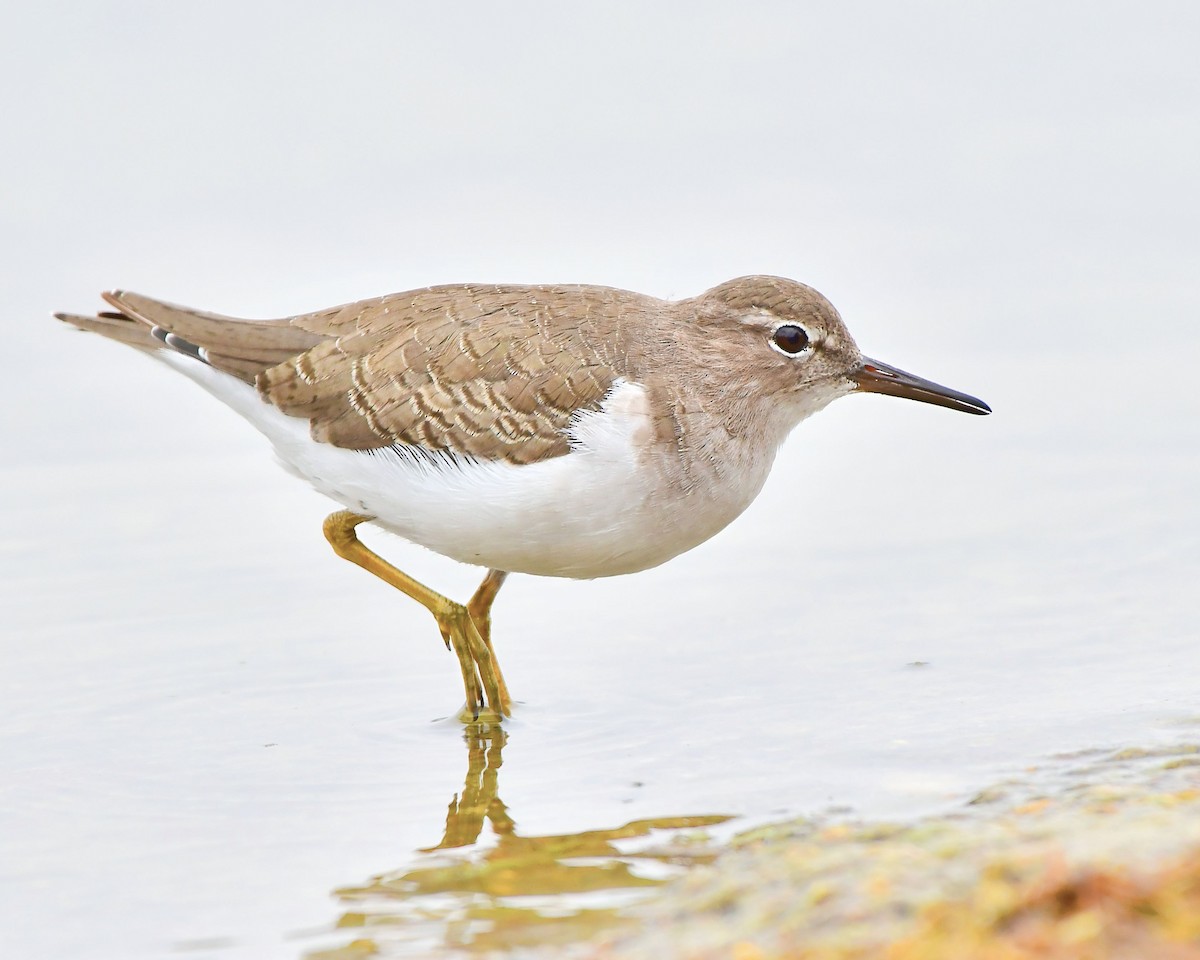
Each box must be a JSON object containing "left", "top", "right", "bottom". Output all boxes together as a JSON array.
[
  {"left": 468, "top": 570, "right": 511, "bottom": 715},
  {"left": 322, "top": 511, "right": 510, "bottom": 719}
]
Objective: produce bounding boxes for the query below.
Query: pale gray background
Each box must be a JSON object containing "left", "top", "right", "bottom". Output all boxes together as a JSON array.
[{"left": 2, "top": 3, "right": 1198, "bottom": 958}]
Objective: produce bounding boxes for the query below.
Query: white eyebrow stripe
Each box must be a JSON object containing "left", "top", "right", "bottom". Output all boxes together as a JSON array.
[{"left": 735, "top": 309, "right": 780, "bottom": 328}]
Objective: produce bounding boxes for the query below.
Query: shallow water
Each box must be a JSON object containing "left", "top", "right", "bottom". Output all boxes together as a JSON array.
[{"left": 3, "top": 324, "right": 1198, "bottom": 958}]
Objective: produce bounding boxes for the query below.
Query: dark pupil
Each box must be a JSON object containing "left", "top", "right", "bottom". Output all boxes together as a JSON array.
[{"left": 773, "top": 325, "right": 809, "bottom": 354}]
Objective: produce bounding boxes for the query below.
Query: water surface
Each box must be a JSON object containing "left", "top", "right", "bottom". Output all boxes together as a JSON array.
[{"left": 3, "top": 330, "right": 1198, "bottom": 958}]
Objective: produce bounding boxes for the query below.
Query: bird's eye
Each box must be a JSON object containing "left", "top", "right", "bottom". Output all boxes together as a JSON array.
[{"left": 772, "top": 324, "right": 810, "bottom": 355}]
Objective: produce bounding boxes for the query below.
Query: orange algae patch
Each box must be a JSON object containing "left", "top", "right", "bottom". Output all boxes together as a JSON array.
[
  {"left": 588, "top": 755, "right": 1200, "bottom": 960},
  {"left": 877, "top": 851, "right": 1200, "bottom": 960}
]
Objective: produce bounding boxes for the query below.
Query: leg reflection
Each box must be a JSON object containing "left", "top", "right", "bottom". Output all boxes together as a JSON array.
[
  {"left": 425, "top": 723, "right": 513, "bottom": 852},
  {"left": 327, "top": 725, "right": 733, "bottom": 956}
]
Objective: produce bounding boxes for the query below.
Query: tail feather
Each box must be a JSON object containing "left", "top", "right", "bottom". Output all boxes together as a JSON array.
[
  {"left": 104, "top": 291, "right": 325, "bottom": 356},
  {"left": 55, "top": 310, "right": 161, "bottom": 353},
  {"left": 57, "top": 291, "right": 331, "bottom": 385}
]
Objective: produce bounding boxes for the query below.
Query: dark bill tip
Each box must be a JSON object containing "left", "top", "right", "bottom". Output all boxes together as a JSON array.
[{"left": 854, "top": 357, "right": 991, "bottom": 416}]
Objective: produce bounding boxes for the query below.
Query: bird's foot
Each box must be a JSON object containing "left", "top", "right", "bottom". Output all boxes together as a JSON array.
[
  {"left": 465, "top": 601, "right": 512, "bottom": 718},
  {"left": 455, "top": 701, "right": 507, "bottom": 726},
  {"left": 436, "top": 603, "right": 510, "bottom": 721}
]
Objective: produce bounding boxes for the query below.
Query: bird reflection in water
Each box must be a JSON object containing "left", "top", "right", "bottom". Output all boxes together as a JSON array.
[{"left": 319, "top": 723, "right": 732, "bottom": 957}]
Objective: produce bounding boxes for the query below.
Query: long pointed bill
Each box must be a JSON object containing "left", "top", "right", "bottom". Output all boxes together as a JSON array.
[{"left": 854, "top": 357, "right": 991, "bottom": 415}]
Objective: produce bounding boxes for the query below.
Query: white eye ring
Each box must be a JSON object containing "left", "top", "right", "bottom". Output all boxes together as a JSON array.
[{"left": 770, "top": 323, "right": 812, "bottom": 357}]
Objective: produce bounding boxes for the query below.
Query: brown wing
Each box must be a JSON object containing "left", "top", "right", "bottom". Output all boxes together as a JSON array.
[
  {"left": 80, "top": 284, "right": 650, "bottom": 465},
  {"left": 260, "top": 285, "right": 632, "bottom": 464}
]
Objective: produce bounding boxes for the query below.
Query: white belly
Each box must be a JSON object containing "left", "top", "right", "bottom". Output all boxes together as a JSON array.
[{"left": 174, "top": 363, "right": 775, "bottom": 578}]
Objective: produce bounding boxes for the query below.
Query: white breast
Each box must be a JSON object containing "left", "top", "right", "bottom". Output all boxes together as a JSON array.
[{"left": 169, "top": 361, "right": 776, "bottom": 579}]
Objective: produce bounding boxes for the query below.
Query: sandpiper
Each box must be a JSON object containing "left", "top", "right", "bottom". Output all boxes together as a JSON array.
[{"left": 57, "top": 276, "right": 990, "bottom": 721}]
